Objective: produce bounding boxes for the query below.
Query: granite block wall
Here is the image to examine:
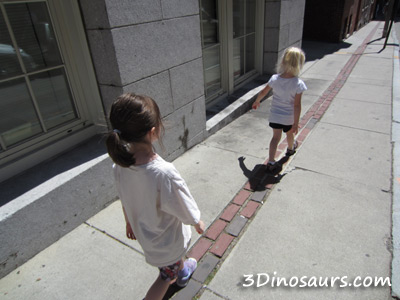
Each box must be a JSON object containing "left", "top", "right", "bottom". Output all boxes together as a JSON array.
[
  {"left": 80, "top": 0, "right": 307, "bottom": 153},
  {"left": 79, "top": 0, "right": 206, "bottom": 160},
  {"left": 263, "top": 0, "right": 306, "bottom": 74}
]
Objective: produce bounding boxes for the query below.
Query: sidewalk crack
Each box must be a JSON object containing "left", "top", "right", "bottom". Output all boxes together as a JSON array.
[
  {"left": 203, "top": 143, "right": 266, "bottom": 160},
  {"left": 201, "top": 286, "right": 231, "bottom": 299},
  {"left": 320, "top": 121, "right": 391, "bottom": 135},
  {"left": 84, "top": 222, "right": 144, "bottom": 256}
]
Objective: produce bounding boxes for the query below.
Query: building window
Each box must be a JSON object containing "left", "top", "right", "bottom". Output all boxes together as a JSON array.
[
  {"left": 0, "top": 0, "right": 103, "bottom": 182},
  {"left": 0, "top": 2, "right": 78, "bottom": 150},
  {"left": 200, "top": 0, "right": 262, "bottom": 104},
  {"left": 232, "top": 0, "right": 256, "bottom": 82},
  {"left": 200, "top": 0, "right": 222, "bottom": 99}
]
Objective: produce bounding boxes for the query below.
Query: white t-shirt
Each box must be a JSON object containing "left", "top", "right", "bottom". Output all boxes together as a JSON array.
[
  {"left": 113, "top": 155, "right": 201, "bottom": 267},
  {"left": 267, "top": 74, "right": 307, "bottom": 125}
]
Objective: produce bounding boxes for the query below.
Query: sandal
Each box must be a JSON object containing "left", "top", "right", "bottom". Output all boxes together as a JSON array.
[{"left": 286, "top": 140, "right": 298, "bottom": 156}]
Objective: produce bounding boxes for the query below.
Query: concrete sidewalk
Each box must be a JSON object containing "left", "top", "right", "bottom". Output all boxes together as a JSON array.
[{"left": 0, "top": 21, "right": 398, "bottom": 300}]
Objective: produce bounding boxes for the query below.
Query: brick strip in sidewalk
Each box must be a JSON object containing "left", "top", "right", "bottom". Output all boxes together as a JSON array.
[{"left": 180, "top": 22, "right": 381, "bottom": 299}]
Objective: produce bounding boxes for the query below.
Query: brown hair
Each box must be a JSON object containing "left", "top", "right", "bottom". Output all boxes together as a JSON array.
[{"left": 106, "top": 93, "right": 164, "bottom": 167}]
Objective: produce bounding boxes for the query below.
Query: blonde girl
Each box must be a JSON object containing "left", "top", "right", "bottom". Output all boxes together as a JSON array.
[
  {"left": 253, "top": 47, "right": 307, "bottom": 170},
  {"left": 106, "top": 93, "right": 205, "bottom": 300}
]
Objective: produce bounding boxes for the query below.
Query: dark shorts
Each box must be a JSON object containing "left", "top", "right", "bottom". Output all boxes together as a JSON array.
[
  {"left": 269, "top": 122, "right": 292, "bottom": 133},
  {"left": 159, "top": 260, "right": 182, "bottom": 281}
]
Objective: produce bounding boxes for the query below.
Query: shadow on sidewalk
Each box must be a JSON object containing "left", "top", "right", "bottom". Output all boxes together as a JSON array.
[
  {"left": 162, "top": 283, "right": 183, "bottom": 300},
  {"left": 302, "top": 40, "right": 352, "bottom": 61},
  {"left": 0, "top": 135, "right": 107, "bottom": 207},
  {"left": 367, "top": 31, "right": 399, "bottom": 53},
  {"left": 238, "top": 156, "right": 288, "bottom": 191}
]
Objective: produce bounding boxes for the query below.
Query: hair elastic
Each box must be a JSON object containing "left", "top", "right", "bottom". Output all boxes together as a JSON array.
[{"left": 113, "top": 129, "right": 121, "bottom": 135}]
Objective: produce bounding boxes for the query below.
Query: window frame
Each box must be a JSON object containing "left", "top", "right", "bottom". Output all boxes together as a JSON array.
[
  {"left": 0, "top": 0, "right": 104, "bottom": 182},
  {"left": 200, "top": 0, "right": 264, "bottom": 103}
]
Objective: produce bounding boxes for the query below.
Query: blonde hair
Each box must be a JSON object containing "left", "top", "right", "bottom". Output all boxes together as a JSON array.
[{"left": 278, "top": 47, "right": 305, "bottom": 77}]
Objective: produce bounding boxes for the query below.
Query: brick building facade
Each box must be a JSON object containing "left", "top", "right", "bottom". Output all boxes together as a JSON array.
[{"left": 303, "top": 0, "right": 376, "bottom": 42}]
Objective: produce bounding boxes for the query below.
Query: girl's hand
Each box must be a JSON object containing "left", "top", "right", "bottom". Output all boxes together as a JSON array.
[
  {"left": 194, "top": 220, "right": 205, "bottom": 234},
  {"left": 252, "top": 100, "right": 260, "bottom": 110},
  {"left": 252, "top": 85, "right": 271, "bottom": 110},
  {"left": 126, "top": 223, "right": 136, "bottom": 240},
  {"left": 292, "top": 123, "right": 299, "bottom": 135}
]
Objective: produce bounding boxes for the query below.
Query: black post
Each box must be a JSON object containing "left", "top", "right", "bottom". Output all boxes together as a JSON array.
[{"left": 382, "top": 0, "right": 400, "bottom": 51}]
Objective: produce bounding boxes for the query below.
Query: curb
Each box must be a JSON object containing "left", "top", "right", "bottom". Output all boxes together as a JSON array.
[
  {"left": 391, "top": 24, "right": 400, "bottom": 300},
  {"left": 176, "top": 22, "right": 381, "bottom": 299}
]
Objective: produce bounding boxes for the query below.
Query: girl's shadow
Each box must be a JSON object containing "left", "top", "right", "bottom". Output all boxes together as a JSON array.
[
  {"left": 238, "top": 156, "right": 288, "bottom": 191},
  {"left": 163, "top": 283, "right": 183, "bottom": 299}
]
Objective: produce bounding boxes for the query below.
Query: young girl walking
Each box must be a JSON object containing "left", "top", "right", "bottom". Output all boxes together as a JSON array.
[
  {"left": 252, "top": 47, "right": 307, "bottom": 170},
  {"left": 106, "top": 93, "right": 205, "bottom": 300}
]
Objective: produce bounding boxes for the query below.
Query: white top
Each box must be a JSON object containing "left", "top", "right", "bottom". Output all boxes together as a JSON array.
[
  {"left": 113, "top": 155, "right": 201, "bottom": 267},
  {"left": 267, "top": 74, "right": 307, "bottom": 125}
]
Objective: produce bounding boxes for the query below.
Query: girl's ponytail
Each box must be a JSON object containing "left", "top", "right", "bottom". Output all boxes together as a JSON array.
[
  {"left": 106, "top": 93, "right": 164, "bottom": 168},
  {"left": 106, "top": 130, "right": 136, "bottom": 167}
]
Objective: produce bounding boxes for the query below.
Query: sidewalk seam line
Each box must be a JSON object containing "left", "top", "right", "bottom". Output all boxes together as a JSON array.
[{"left": 84, "top": 222, "right": 145, "bottom": 257}]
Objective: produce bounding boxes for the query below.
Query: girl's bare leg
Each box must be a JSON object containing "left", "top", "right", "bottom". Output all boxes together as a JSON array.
[
  {"left": 144, "top": 275, "right": 170, "bottom": 300},
  {"left": 144, "top": 259, "right": 184, "bottom": 300},
  {"left": 269, "top": 129, "right": 282, "bottom": 162},
  {"left": 286, "top": 129, "right": 294, "bottom": 151}
]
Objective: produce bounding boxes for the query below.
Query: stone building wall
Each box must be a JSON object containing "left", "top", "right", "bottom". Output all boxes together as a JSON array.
[
  {"left": 263, "top": 0, "right": 306, "bottom": 74},
  {"left": 79, "top": 0, "right": 206, "bottom": 161}
]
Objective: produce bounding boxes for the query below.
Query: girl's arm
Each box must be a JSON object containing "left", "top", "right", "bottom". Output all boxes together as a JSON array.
[
  {"left": 123, "top": 206, "right": 136, "bottom": 240},
  {"left": 292, "top": 93, "right": 302, "bottom": 134},
  {"left": 252, "top": 85, "right": 272, "bottom": 110}
]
